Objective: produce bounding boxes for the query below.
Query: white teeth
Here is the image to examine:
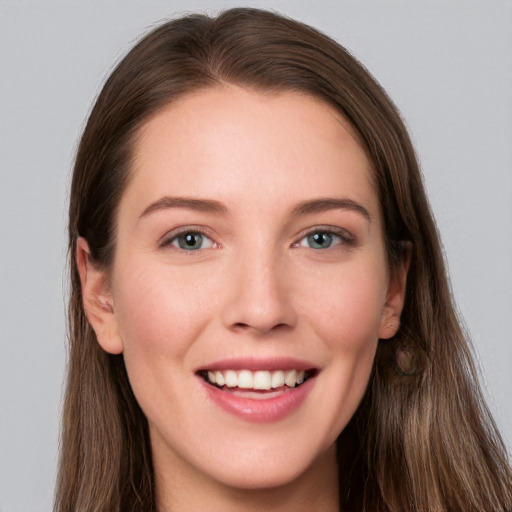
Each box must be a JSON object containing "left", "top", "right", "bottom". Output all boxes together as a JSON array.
[
  {"left": 271, "top": 370, "right": 285, "bottom": 388},
  {"left": 225, "top": 370, "right": 238, "bottom": 388},
  {"left": 215, "top": 371, "right": 225, "bottom": 387},
  {"left": 205, "top": 369, "right": 308, "bottom": 390},
  {"left": 284, "top": 370, "right": 296, "bottom": 387},
  {"left": 238, "top": 370, "right": 253, "bottom": 389},
  {"left": 253, "top": 371, "right": 272, "bottom": 390}
]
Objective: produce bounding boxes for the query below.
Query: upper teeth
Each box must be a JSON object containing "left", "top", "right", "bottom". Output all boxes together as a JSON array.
[{"left": 206, "top": 369, "right": 306, "bottom": 390}]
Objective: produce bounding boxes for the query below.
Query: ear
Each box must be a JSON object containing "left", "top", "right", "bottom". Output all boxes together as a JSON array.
[
  {"left": 76, "top": 237, "right": 124, "bottom": 354},
  {"left": 378, "top": 243, "right": 411, "bottom": 340}
]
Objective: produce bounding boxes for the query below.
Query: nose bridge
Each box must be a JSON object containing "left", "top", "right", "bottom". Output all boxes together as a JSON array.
[{"left": 222, "top": 242, "right": 296, "bottom": 334}]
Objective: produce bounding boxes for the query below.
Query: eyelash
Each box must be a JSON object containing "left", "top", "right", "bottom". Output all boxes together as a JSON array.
[
  {"left": 158, "top": 226, "right": 356, "bottom": 252},
  {"left": 158, "top": 227, "right": 216, "bottom": 251},
  {"left": 294, "top": 226, "right": 356, "bottom": 250}
]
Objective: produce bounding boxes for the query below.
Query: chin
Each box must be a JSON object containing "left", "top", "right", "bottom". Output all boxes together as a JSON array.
[{"left": 199, "top": 439, "right": 338, "bottom": 492}]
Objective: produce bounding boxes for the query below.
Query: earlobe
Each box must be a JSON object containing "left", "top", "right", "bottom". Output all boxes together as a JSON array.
[
  {"left": 379, "top": 243, "right": 411, "bottom": 340},
  {"left": 76, "top": 237, "right": 124, "bottom": 354}
]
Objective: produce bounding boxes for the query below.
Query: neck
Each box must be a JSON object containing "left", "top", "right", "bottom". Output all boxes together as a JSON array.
[{"left": 155, "top": 444, "right": 339, "bottom": 512}]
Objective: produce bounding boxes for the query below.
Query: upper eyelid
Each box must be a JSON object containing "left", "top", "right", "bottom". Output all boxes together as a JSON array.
[
  {"left": 158, "top": 226, "right": 216, "bottom": 247},
  {"left": 294, "top": 225, "right": 354, "bottom": 242}
]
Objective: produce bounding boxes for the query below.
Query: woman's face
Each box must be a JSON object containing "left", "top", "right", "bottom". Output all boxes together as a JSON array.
[{"left": 80, "top": 85, "right": 406, "bottom": 492}]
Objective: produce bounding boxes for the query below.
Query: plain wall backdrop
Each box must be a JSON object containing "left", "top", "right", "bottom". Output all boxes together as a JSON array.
[{"left": 1, "top": 1, "right": 511, "bottom": 510}]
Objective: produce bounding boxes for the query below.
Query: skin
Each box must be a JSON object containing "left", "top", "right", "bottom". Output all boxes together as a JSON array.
[{"left": 78, "top": 85, "right": 408, "bottom": 512}]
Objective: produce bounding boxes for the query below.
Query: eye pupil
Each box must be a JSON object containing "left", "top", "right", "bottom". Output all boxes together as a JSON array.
[
  {"left": 307, "top": 232, "right": 332, "bottom": 249},
  {"left": 179, "top": 233, "right": 203, "bottom": 250}
]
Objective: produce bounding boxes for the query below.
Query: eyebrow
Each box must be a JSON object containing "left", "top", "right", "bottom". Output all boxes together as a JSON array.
[
  {"left": 139, "top": 196, "right": 228, "bottom": 218},
  {"left": 291, "top": 198, "right": 371, "bottom": 221},
  {"left": 139, "top": 195, "right": 370, "bottom": 222}
]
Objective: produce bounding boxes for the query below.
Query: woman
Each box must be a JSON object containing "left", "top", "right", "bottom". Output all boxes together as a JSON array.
[{"left": 56, "top": 8, "right": 512, "bottom": 512}]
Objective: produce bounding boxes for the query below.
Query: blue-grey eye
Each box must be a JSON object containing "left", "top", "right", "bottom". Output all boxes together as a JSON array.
[
  {"left": 299, "top": 231, "right": 344, "bottom": 249},
  {"left": 171, "top": 232, "right": 213, "bottom": 250},
  {"left": 307, "top": 232, "right": 333, "bottom": 249}
]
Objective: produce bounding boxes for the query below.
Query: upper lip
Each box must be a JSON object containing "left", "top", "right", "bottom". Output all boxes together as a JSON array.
[{"left": 195, "top": 357, "right": 319, "bottom": 373}]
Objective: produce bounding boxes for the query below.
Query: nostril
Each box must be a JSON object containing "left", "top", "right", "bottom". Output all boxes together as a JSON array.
[{"left": 231, "top": 322, "right": 290, "bottom": 334}]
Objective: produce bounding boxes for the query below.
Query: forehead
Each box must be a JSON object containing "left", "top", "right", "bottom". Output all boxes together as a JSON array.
[{"left": 124, "top": 85, "right": 378, "bottom": 220}]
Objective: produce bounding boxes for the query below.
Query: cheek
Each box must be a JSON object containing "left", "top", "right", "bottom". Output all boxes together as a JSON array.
[
  {"left": 112, "top": 261, "right": 215, "bottom": 367},
  {"left": 110, "top": 261, "right": 222, "bottom": 432},
  {"left": 298, "top": 264, "right": 385, "bottom": 431},
  {"left": 300, "top": 261, "right": 387, "bottom": 350}
]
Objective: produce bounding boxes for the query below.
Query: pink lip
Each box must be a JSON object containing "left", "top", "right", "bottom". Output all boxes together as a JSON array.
[
  {"left": 196, "top": 358, "right": 318, "bottom": 423},
  {"left": 200, "top": 377, "right": 315, "bottom": 423},
  {"left": 196, "top": 356, "right": 316, "bottom": 372}
]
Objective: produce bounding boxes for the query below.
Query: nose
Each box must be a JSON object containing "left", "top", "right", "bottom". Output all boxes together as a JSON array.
[{"left": 221, "top": 251, "right": 297, "bottom": 335}]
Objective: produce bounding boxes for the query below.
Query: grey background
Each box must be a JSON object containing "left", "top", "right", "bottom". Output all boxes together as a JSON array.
[{"left": 1, "top": 1, "right": 510, "bottom": 510}]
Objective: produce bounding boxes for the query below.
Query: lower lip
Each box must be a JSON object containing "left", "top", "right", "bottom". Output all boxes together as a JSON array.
[{"left": 199, "top": 376, "right": 315, "bottom": 423}]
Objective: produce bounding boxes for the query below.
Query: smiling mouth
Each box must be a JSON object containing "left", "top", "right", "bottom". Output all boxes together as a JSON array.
[{"left": 198, "top": 369, "right": 316, "bottom": 392}]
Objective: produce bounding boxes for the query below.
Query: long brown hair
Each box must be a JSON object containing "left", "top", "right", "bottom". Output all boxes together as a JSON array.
[{"left": 56, "top": 8, "right": 512, "bottom": 511}]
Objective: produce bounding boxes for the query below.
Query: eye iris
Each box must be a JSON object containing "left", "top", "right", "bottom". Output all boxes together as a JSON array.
[
  {"left": 178, "top": 232, "right": 203, "bottom": 250},
  {"left": 307, "top": 232, "right": 332, "bottom": 249}
]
